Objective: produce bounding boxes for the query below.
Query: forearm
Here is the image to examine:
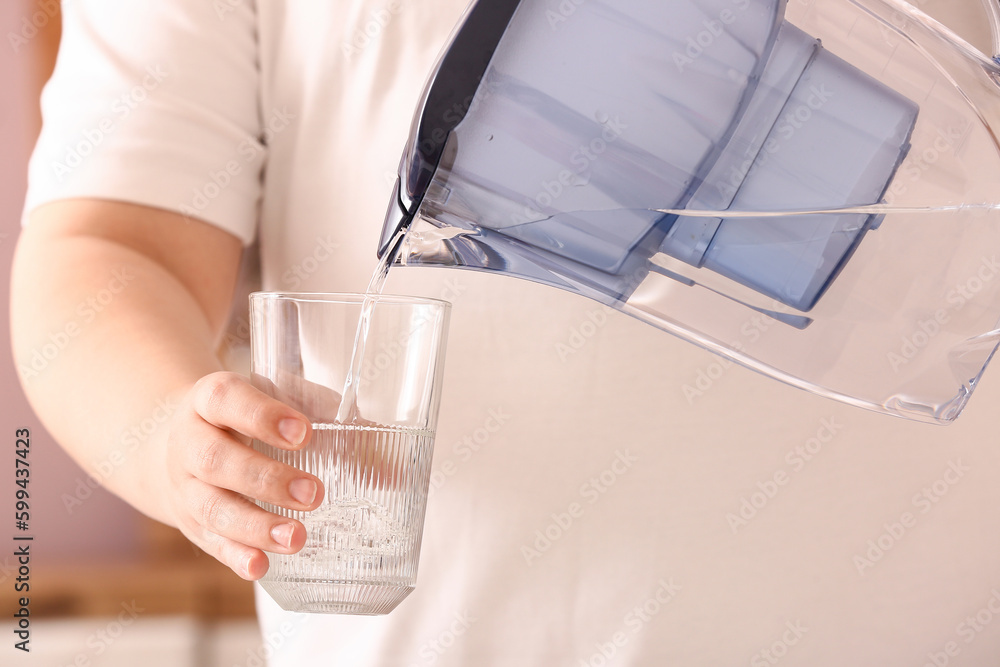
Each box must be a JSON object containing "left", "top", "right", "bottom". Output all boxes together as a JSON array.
[{"left": 10, "top": 202, "right": 239, "bottom": 524}]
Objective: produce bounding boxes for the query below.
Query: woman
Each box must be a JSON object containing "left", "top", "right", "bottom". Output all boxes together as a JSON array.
[{"left": 13, "top": 1, "right": 1000, "bottom": 664}]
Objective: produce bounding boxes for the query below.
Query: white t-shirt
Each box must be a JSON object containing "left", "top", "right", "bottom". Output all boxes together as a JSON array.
[{"left": 26, "top": 1, "right": 1000, "bottom": 665}]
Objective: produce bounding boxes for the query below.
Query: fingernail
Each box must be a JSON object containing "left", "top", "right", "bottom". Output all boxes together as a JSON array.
[
  {"left": 242, "top": 553, "right": 255, "bottom": 579},
  {"left": 279, "top": 418, "right": 307, "bottom": 446},
  {"left": 270, "top": 523, "right": 295, "bottom": 549},
  {"left": 289, "top": 478, "right": 317, "bottom": 505}
]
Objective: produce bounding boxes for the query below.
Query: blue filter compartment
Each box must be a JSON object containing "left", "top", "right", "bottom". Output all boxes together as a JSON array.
[{"left": 661, "top": 24, "right": 918, "bottom": 311}]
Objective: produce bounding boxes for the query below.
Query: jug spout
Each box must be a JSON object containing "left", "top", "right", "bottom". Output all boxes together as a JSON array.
[
  {"left": 379, "top": 0, "right": 522, "bottom": 259},
  {"left": 378, "top": 180, "right": 408, "bottom": 259}
]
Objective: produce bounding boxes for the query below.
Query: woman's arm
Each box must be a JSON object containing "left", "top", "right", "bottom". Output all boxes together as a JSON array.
[{"left": 11, "top": 199, "right": 324, "bottom": 579}]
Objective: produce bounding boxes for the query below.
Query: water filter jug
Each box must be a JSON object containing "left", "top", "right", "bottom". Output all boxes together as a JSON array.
[{"left": 380, "top": 0, "right": 1000, "bottom": 423}]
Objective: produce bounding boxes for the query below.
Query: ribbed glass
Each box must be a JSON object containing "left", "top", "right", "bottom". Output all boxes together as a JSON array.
[
  {"left": 249, "top": 292, "right": 449, "bottom": 614},
  {"left": 255, "top": 423, "right": 435, "bottom": 614}
]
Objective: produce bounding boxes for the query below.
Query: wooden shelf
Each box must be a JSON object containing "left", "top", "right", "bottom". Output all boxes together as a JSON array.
[{"left": 2, "top": 519, "right": 256, "bottom": 619}]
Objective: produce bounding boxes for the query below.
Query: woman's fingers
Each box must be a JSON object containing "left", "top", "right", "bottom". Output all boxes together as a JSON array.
[
  {"left": 191, "top": 372, "right": 314, "bottom": 450},
  {"left": 184, "top": 523, "right": 271, "bottom": 582},
  {"left": 179, "top": 417, "right": 323, "bottom": 511},
  {"left": 160, "top": 371, "right": 332, "bottom": 581},
  {"left": 180, "top": 477, "right": 308, "bottom": 554}
]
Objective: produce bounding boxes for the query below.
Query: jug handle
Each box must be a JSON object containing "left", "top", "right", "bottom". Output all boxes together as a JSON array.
[{"left": 981, "top": 0, "right": 1000, "bottom": 62}]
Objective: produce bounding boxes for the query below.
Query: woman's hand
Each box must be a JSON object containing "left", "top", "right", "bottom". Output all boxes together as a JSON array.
[{"left": 155, "top": 371, "right": 325, "bottom": 580}]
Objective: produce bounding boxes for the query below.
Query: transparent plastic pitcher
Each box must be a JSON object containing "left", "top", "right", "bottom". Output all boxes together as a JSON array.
[{"left": 380, "top": 0, "right": 1000, "bottom": 423}]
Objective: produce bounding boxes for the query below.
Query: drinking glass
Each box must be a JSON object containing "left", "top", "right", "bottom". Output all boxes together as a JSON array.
[{"left": 249, "top": 292, "right": 450, "bottom": 614}]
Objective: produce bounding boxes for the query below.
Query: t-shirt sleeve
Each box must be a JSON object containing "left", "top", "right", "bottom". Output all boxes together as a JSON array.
[{"left": 23, "top": 0, "right": 264, "bottom": 245}]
